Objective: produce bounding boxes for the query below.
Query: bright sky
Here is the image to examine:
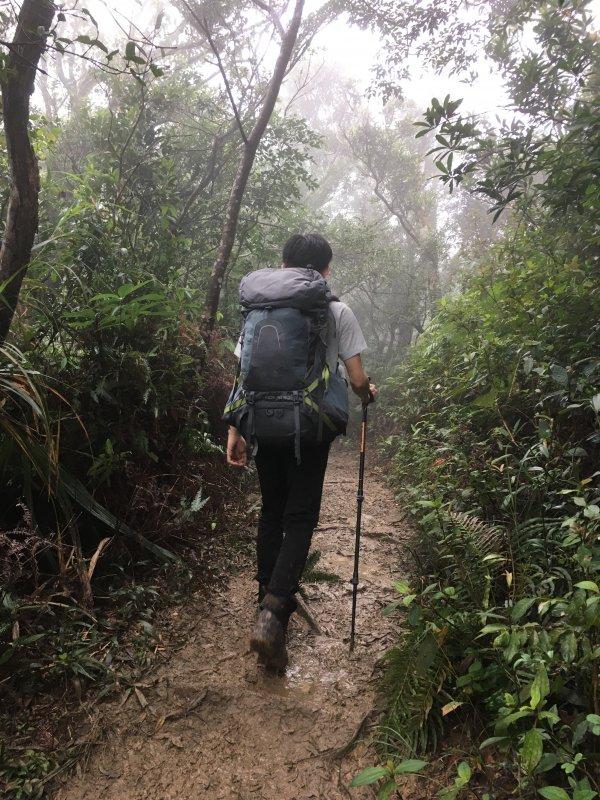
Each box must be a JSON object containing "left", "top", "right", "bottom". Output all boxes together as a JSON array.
[
  {"left": 319, "top": 0, "right": 600, "bottom": 116},
  {"left": 55, "top": 0, "right": 600, "bottom": 121},
  {"left": 314, "top": 15, "right": 509, "bottom": 116}
]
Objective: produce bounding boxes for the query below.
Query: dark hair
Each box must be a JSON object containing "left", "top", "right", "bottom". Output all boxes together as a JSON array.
[{"left": 282, "top": 233, "right": 333, "bottom": 273}]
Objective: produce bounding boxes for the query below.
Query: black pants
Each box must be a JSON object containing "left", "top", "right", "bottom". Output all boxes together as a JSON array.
[{"left": 255, "top": 442, "right": 331, "bottom": 611}]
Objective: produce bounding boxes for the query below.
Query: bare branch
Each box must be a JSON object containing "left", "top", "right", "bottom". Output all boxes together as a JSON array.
[
  {"left": 204, "top": 0, "right": 306, "bottom": 334},
  {"left": 180, "top": 1, "right": 249, "bottom": 145},
  {"left": 250, "top": 0, "right": 284, "bottom": 38}
]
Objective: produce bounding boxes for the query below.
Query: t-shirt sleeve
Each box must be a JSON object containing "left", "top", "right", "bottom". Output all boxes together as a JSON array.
[{"left": 337, "top": 305, "right": 367, "bottom": 361}]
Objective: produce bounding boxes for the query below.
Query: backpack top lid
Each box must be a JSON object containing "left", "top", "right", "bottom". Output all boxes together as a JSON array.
[{"left": 239, "top": 267, "right": 331, "bottom": 311}]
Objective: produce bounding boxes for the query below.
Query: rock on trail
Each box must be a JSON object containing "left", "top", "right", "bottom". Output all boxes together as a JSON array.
[{"left": 54, "top": 447, "right": 412, "bottom": 800}]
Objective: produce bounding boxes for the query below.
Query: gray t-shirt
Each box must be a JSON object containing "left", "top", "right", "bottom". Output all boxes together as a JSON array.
[
  {"left": 326, "top": 300, "right": 368, "bottom": 369},
  {"left": 234, "top": 300, "right": 367, "bottom": 370}
]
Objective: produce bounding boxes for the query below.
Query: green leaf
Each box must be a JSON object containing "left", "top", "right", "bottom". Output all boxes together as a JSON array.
[
  {"left": 457, "top": 762, "right": 471, "bottom": 782},
  {"left": 572, "top": 787, "right": 597, "bottom": 800},
  {"left": 521, "top": 728, "right": 543, "bottom": 774},
  {"left": 511, "top": 597, "right": 536, "bottom": 622},
  {"left": 350, "top": 766, "right": 389, "bottom": 787},
  {"left": 407, "top": 605, "right": 423, "bottom": 626},
  {"left": 530, "top": 663, "right": 550, "bottom": 709},
  {"left": 538, "top": 788, "right": 570, "bottom": 800},
  {"left": 560, "top": 631, "right": 577, "bottom": 662},
  {"left": 382, "top": 599, "right": 403, "bottom": 616},
  {"left": 496, "top": 709, "right": 532, "bottom": 732},
  {"left": 478, "top": 623, "right": 507, "bottom": 636},
  {"left": 377, "top": 779, "right": 397, "bottom": 800},
  {"left": 535, "top": 753, "right": 559, "bottom": 774},
  {"left": 472, "top": 388, "right": 498, "bottom": 408},
  {"left": 550, "top": 364, "right": 569, "bottom": 386},
  {"left": 480, "top": 736, "right": 509, "bottom": 750},
  {"left": 59, "top": 469, "right": 179, "bottom": 563},
  {"left": 190, "top": 490, "right": 210, "bottom": 513},
  {"left": 394, "top": 759, "right": 428, "bottom": 774},
  {"left": 575, "top": 581, "right": 599, "bottom": 593}
]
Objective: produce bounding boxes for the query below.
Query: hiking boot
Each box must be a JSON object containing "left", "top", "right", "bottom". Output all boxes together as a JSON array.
[{"left": 250, "top": 593, "right": 289, "bottom": 671}]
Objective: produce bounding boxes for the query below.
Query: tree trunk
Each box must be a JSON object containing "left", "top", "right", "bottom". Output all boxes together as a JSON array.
[
  {"left": 0, "top": 0, "right": 56, "bottom": 345},
  {"left": 203, "top": 0, "right": 305, "bottom": 336}
]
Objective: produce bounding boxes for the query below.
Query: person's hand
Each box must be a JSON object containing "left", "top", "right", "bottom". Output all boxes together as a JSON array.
[
  {"left": 362, "top": 379, "right": 378, "bottom": 408},
  {"left": 227, "top": 427, "right": 247, "bottom": 467}
]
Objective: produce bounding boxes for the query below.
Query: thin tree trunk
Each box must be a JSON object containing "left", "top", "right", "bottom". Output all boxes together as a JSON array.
[
  {"left": 203, "top": 0, "right": 305, "bottom": 336},
  {"left": 0, "top": 0, "right": 56, "bottom": 345}
]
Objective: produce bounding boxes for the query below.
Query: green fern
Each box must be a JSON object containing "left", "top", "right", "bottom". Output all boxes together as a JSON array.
[
  {"left": 445, "top": 510, "right": 506, "bottom": 555},
  {"left": 378, "top": 511, "right": 508, "bottom": 754},
  {"left": 433, "top": 510, "right": 508, "bottom": 606},
  {"left": 380, "top": 629, "right": 448, "bottom": 753}
]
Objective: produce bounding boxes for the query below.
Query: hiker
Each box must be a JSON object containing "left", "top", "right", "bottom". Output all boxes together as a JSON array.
[{"left": 224, "top": 233, "right": 377, "bottom": 670}]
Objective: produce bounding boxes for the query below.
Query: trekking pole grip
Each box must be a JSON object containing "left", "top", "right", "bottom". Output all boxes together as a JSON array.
[{"left": 364, "top": 375, "right": 374, "bottom": 408}]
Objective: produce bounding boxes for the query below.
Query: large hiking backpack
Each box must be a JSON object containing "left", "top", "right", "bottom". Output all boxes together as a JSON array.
[{"left": 223, "top": 267, "right": 349, "bottom": 462}]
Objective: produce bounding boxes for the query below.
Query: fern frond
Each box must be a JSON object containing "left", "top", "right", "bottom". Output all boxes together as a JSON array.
[
  {"left": 380, "top": 630, "right": 448, "bottom": 754},
  {"left": 446, "top": 510, "right": 507, "bottom": 555}
]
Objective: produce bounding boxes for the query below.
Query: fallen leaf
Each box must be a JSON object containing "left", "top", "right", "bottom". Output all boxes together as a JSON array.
[{"left": 134, "top": 687, "right": 148, "bottom": 708}]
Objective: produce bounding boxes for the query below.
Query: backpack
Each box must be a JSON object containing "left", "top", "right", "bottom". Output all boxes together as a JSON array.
[{"left": 223, "top": 267, "right": 349, "bottom": 462}]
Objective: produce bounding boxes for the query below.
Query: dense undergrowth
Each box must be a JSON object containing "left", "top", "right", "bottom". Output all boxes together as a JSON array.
[
  {"left": 0, "top": 69, "right": 316, "bottom": 798},
  {"left": 369, "top": 88, "right": 600, "bottom": 800}
]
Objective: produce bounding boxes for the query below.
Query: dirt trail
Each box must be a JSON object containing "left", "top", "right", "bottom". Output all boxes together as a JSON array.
[{"left": 54, "top": 447, "right": 411, "bottom": 800}]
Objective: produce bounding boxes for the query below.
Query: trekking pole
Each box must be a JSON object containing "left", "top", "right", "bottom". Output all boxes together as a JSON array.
[{"left": 350, "top": 399, "right": 369, "bottom": 652}]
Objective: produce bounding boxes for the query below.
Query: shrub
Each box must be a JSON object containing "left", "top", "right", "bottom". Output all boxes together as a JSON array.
[{"left": 378, "top": 233, "right": 600, "bottom": 797}]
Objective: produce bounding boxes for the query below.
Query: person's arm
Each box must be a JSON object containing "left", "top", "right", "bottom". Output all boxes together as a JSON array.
[
  {"left": 344, "top": 354, "right": 377, "bottom": 405},
  {"left": 227, "top": 425, "right": 247, "bottom": 467}
]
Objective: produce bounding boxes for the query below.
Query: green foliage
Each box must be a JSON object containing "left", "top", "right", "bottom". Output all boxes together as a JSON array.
[
  {"left": 0, "top": 743, "right": 57, "bottom": 800},
  {"left": 379, "top": 103, "right": 600, "bottom": 796},
  {"left": 0, "top": 64, "right": 319, "bottom": 798},
  {"left": 350, "top": 758, "right": 427, "bottom": 799},
  {"left": 0, "top": 344, "right": 58, "bottom": 495}
]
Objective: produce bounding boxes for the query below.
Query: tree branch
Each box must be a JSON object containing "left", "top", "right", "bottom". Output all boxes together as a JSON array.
[
  {"left": 203, "top": 0, "right": 306, "bottom": 335},
  {"left": 179, "top": 1, "right": 249, "bottom": 145},
  {"left": 250, "top": 0, "right": 284, "bottom": 38}
]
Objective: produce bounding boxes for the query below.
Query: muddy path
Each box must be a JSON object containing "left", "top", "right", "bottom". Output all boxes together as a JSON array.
[{"left": 54, "top": 446, "right": 412, "bottom": 800}]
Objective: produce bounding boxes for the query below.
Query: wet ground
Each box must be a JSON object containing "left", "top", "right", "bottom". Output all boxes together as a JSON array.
[{"left": 53, "top": 446, "right": 412, "bottom": 800}]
